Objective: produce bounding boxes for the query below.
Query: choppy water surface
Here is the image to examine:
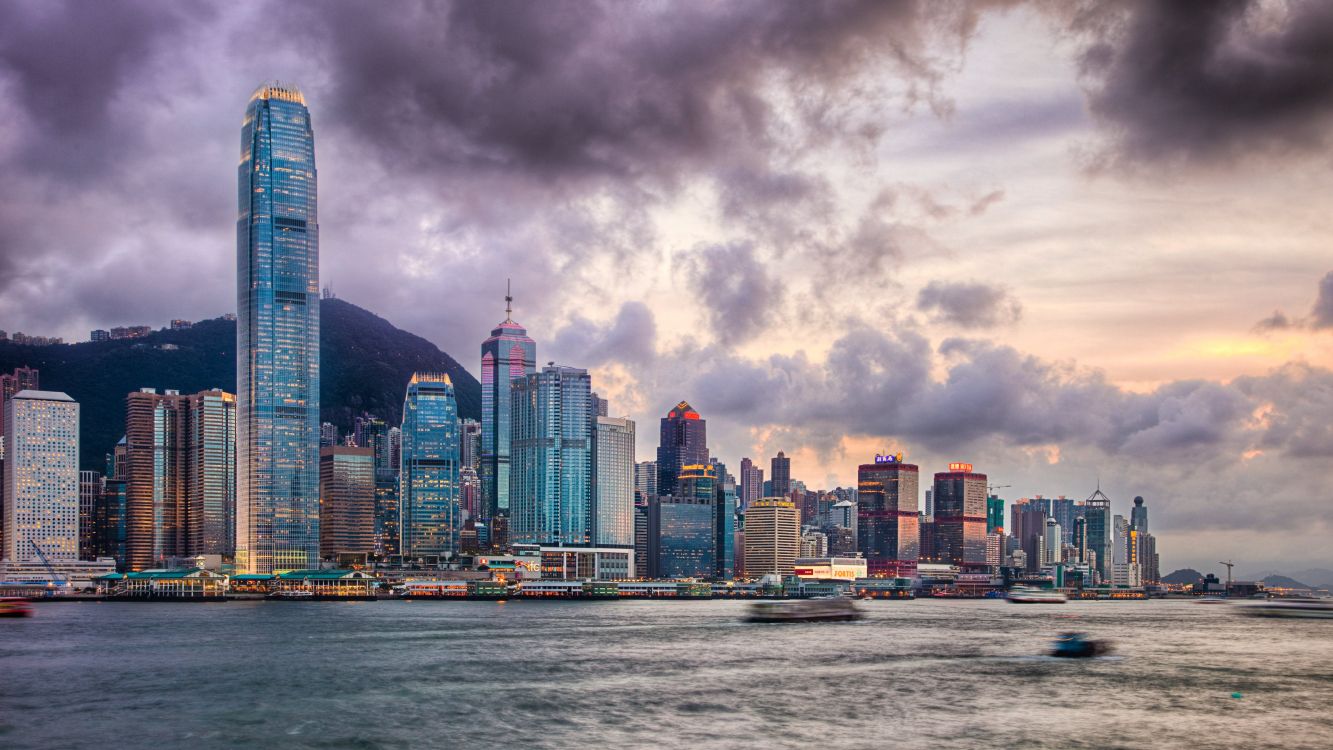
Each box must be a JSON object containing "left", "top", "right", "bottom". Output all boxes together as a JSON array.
[{"left": 2, "top": 599, "right": 1331, "bottom": 749}]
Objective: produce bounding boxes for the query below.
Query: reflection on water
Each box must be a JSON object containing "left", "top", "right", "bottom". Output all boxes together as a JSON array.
[{"left": 1, "top": 599, "right": 1331, "bottom": 749}]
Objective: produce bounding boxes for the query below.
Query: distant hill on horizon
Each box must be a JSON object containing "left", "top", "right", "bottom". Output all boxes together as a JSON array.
[
  {"left": 0, "top": 298, "right": 479, "bottom": 470},
  {"left": 1260, "top": 575, "right": 1314, "bottom": 590},
  {"left": 1161, "top": 568, "right": 1205, "bottom": 585}
]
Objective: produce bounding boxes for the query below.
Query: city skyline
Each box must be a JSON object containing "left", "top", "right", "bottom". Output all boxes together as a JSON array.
[{"left": 0, "top": 2, "right": 1331, "bottom": 572}]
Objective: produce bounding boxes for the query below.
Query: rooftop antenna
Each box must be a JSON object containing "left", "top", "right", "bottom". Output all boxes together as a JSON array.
[{"left": 505, "top": 278, "right": 513, "bottom": 321}]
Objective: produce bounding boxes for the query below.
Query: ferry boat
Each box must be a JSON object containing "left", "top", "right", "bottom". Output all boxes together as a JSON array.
[
  {"left": 267, "top": 590, "right": 315, "bottom": 600},
  {"left": 1007, "top": 586, "right": 1067, "bottom": 604},
  {"left": 745, "top": 597, "right": 864, "bottom": 623},
  {"left": 1240, "top": 598, "right": 1333, "bottom": 619},
  {"left": 1050, "top": 632, "right": 1112, "bottom": 658},
  {"left": 0, "top": 597, "right": 34, "bottom": 618}
]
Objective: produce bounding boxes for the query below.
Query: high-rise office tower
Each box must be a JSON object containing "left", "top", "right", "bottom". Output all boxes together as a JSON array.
[
  {"left": 986, "top": 495, "right": 1004, "bottom": 534},
  {"left": 592, "top": 416, "right": 635, "bottom": 547},
  {"left": 124, "top": 388, "right": 189, "bottom": 570},
  {"left": 1043, "top": 518, "right": 1063, "bottom": 565},
  {"left": 591, "top": 393, "right": 609, "bottom": 418},
  {"left": 480, "top": 285, "right": 537, "bottom": 522},
  {"left": 645, "top": 493, "right": 716, "bottom": 579},
  {"left": 124, "top": 388, "right": 236, "bottom": 570},
  {"left": 399, "top": 373, "right": 461, "bottom": 559},
  {"left": 1051, "top": 496, "right": 1077, "bottom": 545},
  {"left": 188, "top": 389, "right": 236, "bottom": 557},
  {"left": 770, "top": 451, "right": 792, "bottom": 498},
  {"left": 711, "top": 459, "right": 736, "bottom": 580},
  {"left": 0, "top": 366, "right": 40, "bottom": 557},
  {"left": 1130, "top": 495, "right": 1148, "bottom": 532},
  {"left": 459, "top": 418, "right": 482, "bottom": 471},
  {"left": 634, "top": 461, "right": 658, "bottom": 502},
  {"left": 79, "top": 470, "right": 102, "bottom": 560},
  {"left": 1010, "top": 499, "right": 1048, "bottom": 573},
  {"left": 320, "top": 422, "right": 337, "bottom": 447},
  {"left": 932, "top": 463, "right": 989, "bottom": 569},
  {"left": 3, "top": 390, "right": 79, "bottom": 563},
  {"left": 656, "top": 401, "right": 708, "bottom": 495},
  {"left": 96, "top": 478, "right": 128, "bottom": 569},
  {"left": 857, "top": 457, "right": 920, "bottom": 577},
  {"left": 738, "top": 457, "right": 763, "bottom": 511},
  {"left": 510, "top": 365, "right": 592, "bottom": 546},
  {"left": 743, "top": 498, "right": 800, "bottom": 579},
  {"left": 923, "top": 489, "right": 933, "bottom": 520},
  {"left": 1083, "top": 487, "right": 1112, "bottom": 581},
  {"left": 319, "top": 447, "right": 376, "bottom": 560},
  {"left": 237, "top": 82, "right": 320, "bottom": 574}
]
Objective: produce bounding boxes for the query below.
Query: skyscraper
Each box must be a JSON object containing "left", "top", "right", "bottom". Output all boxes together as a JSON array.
[
  {"left": 236, "top": 82, "right": 320, "bottom": 574},
  {"left": 1083, "top": 487, "right": 1113, "bottom": 582},
  {"left": 592, "top": 416, "right": 635, "bottom": 547},
  {"left": 986, "top": 495, "right": 1004, "bottom": 534},
  {"left": 319, "top": 447, "right": 376, "bottom": 561},
  {"left": 1130, "top": 495, "right": 1148, "bottom": 532},
  {"left": 711, "top": 459, "right": 736, "bottom": 580},
  {"left": 857, "top": 457, "right": 920, "bottom": 577},
  {"left": 188, "top": 389, "right": 236, "bottom": 557},
  {"left": 738, "top": 457, "right": 763, "bottom": 511},
  {"left": 656, "top": 401, "right": 708, "bottom": 495},
  {"left": 510, "top": 365, "right": 592, "bottom": 546},
  {"left": 459, "top": 418, "right": 482, "bottom": 471},
  {"left": 933, "top": 463, "right": 989, "bottom": 569},
  {"left": 79, "top": 470, "right": 102, "bottom": 561},
  {"left": 645, "top": 494, "right": 715, "bottom": 579},
  {"left": 634, "top": 460, "right": 658, "bottom": 502},
  {"left": 399, "top": 373, "right": 461, "bottom": 559},
  {"left": 123, "top": 388, "right": 236, "bottom": 570},
  {"left": 743, "top": 498, "right": 800, "bottom": 579},
  {"left": 480, "top": 285, "right": 537, "bottom": 522},
  {"left": 770, "top": 451, "right": 792, "bottom": 498},
  {"left": 3, "top": 390, "right": 79, "bottom": 563}
]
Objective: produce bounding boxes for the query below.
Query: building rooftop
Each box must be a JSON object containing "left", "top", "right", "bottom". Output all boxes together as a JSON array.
[
  {"left": 250, "top": 82, "right": 305, "bottom": 105},
  {"left": 12, "top": 389, "right": 75, "bottom": 402}
]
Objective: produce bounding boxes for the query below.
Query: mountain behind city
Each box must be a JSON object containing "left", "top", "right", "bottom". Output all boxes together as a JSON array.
[{"left": 0, "top": 298, "right": 480, "bottom": 469}]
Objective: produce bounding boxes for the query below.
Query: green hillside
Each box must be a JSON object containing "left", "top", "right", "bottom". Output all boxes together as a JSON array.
[{"left": 0, "top": 298, "right": 479, "bottom": 470}]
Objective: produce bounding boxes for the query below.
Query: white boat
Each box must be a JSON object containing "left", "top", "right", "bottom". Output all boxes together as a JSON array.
[
  {"left": 1240, "top": 598, "right": 1333, "bottom": 619},
  {"left": 746, "top": 597, "right": 864, "bottom": 623},
  {"left": 1007, "top": 586, "right": 1067, "bottom": 604}
]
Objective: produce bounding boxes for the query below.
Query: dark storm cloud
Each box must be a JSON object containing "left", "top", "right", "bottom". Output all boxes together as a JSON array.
[
  {"left": 681, "top": 242, "right": 786, "bottom": 346},
  {"left": 275, "top": 0, "right": 976, "bottom": 186},
  {"left": 916, "top": 280, "right": 1022, "bottom": 328},
  {"left": 1074, "top": 0, "right": 1333, "bottom": 166},
  {"left": 549, "top": 301, "right": 658, "bottom": 367}
]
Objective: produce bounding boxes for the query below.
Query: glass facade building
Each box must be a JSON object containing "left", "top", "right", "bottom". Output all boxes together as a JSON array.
[
  {"left": 479, "top": 295, "right": 537, "bottom": 522},
  {"left": 711, "top": 459, "right": 736, "bottom": 580},
  {"left": 932, "top": 465, "right": 989, "bottom": 569},
  {"left": 647, "top": 495, "right": 716, "bottom": 579},
  {"left": 592, "top": 416, "right": 635, "bottom": 547},
  {"left": 510, "top": 365, "right": 592, "bottom": 546},
  {"left": 236, "top": 83, "right": 320, "bottom": 573},
  {"left": 656, "top": 401, "right": 708, "bottom": 495},
  {"left": 188, "top": 389, "right": 236, "bottom": 557},
  {"left": 399, "top": 374, "right": 461, "bottom": 559},
  {"left": 857, "top": 460, "right": 920, "bottom": 577}
]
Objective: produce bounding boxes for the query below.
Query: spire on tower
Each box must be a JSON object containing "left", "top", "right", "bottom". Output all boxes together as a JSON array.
[{"left": 505, "top": 278, "right": 513, "bottom": 322}]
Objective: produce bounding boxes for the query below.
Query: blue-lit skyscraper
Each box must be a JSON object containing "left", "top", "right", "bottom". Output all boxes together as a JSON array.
[
  {"left": 510, "top": 365, "right": 592, "bottom": 546},
  {"left": 399, "top": 373, "right": 461, "bottom": 559},
  {"left": 236, "top": 83, "right": 320, "bottom": 573},
  {"left": 480, "top": 286, "right": 537, "bottom": 522},
  {"left": 592, "top": 415, "right": 635, "bottom": 547}
]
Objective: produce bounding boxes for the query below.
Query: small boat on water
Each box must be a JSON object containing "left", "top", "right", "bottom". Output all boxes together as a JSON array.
[
  {"left": 1196, "top": 596, "right": 1230, "bottom": 605},
  {"left": 746, "top": 597, "right": 864, "bottom": 623},
  {"left": 1050, "top": 632, "right": 1112, "bottom": 658},
  {"left": 1240, "top": 598, "right": 1333, "bottom": 619},
  {"left": 267, "top": 590, "right": 315, "bottom": 600},
  {"left": 0, "top": 597, "right": 34, "bottom": 618},
  {"left": 1008, "top": 586, "right": 1067, "bottom": 604}
]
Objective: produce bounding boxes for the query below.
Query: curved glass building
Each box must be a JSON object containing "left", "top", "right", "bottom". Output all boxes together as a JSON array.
[
  {"left": 479, "top": 290, "right": 536, "bottom": 522},
  {"left": 399, "top": 373, "right": 461, "bottom": 559},
  {"left": 236, "top": 83, "right": 320, "bottom": 573}
]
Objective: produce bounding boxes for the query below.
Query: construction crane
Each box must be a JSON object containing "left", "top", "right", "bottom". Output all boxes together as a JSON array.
[
  {"left": 988, "top": 484, "right": 1011, "bottom": 496},
  {"left": 28, "top": 536, "right": 70, "bottom": 595},
  {"left": 1219, "top": 560, "right": 1235, "bottom": 592}
]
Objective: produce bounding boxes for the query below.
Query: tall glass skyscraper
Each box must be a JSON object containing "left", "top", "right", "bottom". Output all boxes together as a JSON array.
[
  {"left": 236, "top": 83, "right": 320, "bottom": 573},
  {"left": 592, "top": 415, "right": 635, "bottom": 547},
  {"left": 656, "top": 401, "right": 708, "bottom": 495},
  {"left": 509, "top": 365, "right": 592, "bottom": 546},
  {"left": 399, "top": 374, "right": 461, "bottom": 559},
  {"left": 480, "top": 288, "right": 536, "bottom": 522}
]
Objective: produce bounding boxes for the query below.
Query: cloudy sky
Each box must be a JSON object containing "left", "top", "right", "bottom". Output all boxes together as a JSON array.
[{"left": 2, "top": 0, "right": 1331, "bottom": 573}]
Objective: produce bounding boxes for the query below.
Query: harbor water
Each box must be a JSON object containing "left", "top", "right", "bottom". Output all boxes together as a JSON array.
[{"left": 2, "top": 599, "right": 1331, "bottom": 748}]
